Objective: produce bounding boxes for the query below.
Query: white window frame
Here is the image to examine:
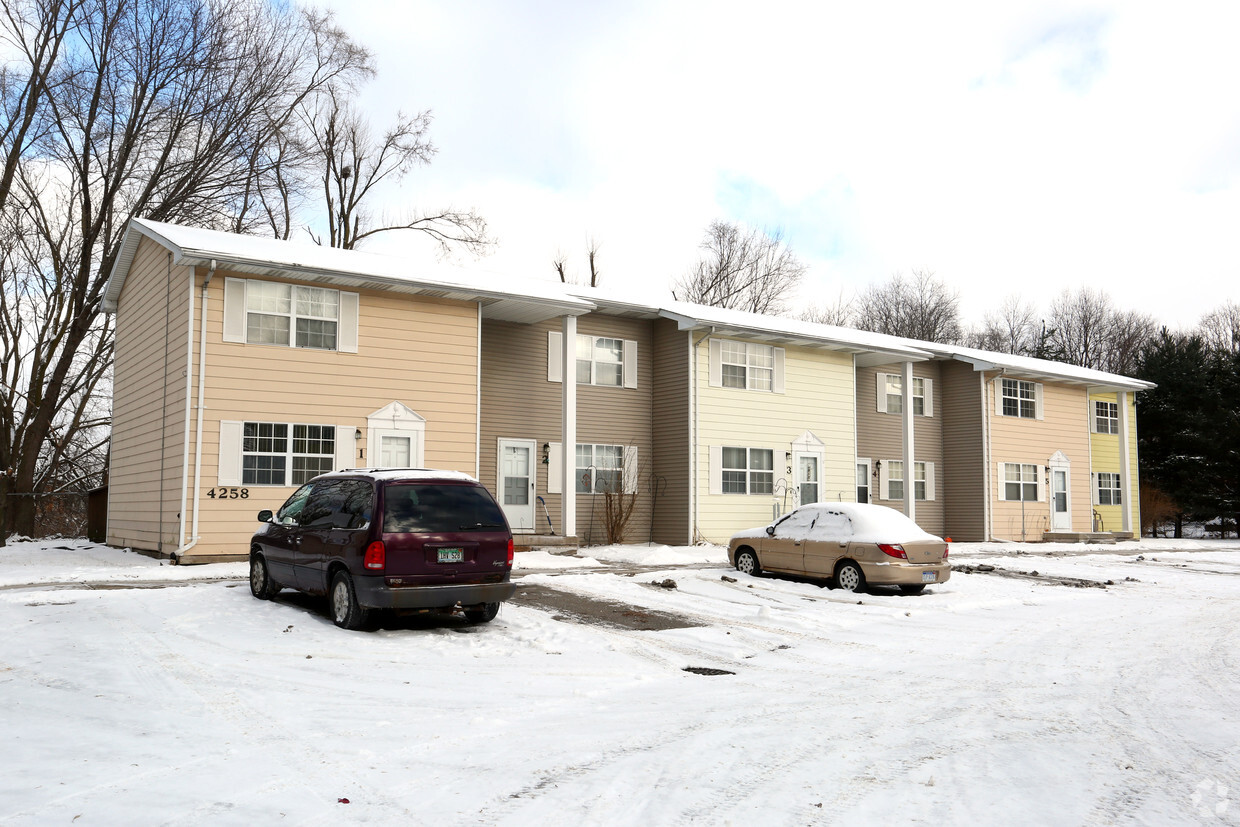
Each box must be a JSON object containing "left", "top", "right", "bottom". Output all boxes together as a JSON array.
[
  {"left": 575, "top": 443, "right": 623, "bottom": 493},
  {"left": 877, "top": 374, "right": 932, "bottom": 416},
  {"left": 223, "top": 277, "right": 358, "bottom": 353},
  {"left": 241, "top": 422, "right": 336, "bottom": 486},
  {"left": 713, "top": 446, "right": 774, "bottom": 495},
  {"left": 885, "top": 460, "right": 904, "bottom": 501},
  {"left": 546, "top": 331, "right": 638, "bottom": 388},
  {"left": 576, "top": 335, "right": 624, "bottom": 387},
  {"left": 1093, "top": 400, "right": 1119, "bottom": 434},
  {"left": 1001, "top": 462, "right": 1042, "bottom": 502},
  {"left": 913, "top": 461, "right": 936, "bottom": 501},
  {"left": 999, "top": 378, "right": 1041, "bottom": 419},
  {"left": 1095, "top": 472, "right": 1122, "bottom": 506},
  {"left": 708, "top": 339, "right": 786, "bottom": 394}
]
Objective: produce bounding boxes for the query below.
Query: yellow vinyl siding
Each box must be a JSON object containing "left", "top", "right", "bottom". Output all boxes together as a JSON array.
[
  {"left": 107, "top": 239, "right": 191, "bottom": 553},
  {"left": 1089, "top": 392, "right": 1141, "bottom": 533},
  {"left": 988, "top": 376, "right": 1091, "bottom": 540},
  {"left": 695, "top": 340, "right": 855, "bottom": 544},
  {"left": 183, "top": 271, "right": 480, "bottom": 557}
]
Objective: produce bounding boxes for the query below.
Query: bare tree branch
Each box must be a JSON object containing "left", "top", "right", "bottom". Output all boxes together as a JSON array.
[{"left": 672, "top": 221, "right": 805, "bottom": 315}]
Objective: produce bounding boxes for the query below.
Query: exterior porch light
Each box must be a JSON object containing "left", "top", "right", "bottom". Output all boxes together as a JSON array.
[{"left": 542, "top": 443, "right": 550, "bottom": 464}]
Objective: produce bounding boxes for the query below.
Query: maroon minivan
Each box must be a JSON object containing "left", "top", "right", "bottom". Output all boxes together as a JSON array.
[{"left": 249, "top": 469, "right": 516, "bottom": 629}]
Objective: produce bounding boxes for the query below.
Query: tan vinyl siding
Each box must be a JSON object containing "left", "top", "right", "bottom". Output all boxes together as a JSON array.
[
  {"left": 855, "top": 362, "right": 945, "bottom": 536},
  {"left": 480, "top": 313, "right": 655, "bottom": 544},
  {"left": 988, "top": 374, "right": 1091, "bottom": 540},
  {"left": 939, "top": 361, "right": 985, "bottom": 541},
  {"left": 184, "top": 271, "right": 479, "bottom": 556},
  {"left": 651, "top": 319, "right": 690, "bottom": 545},
  {"left": 107, "top": 238, "right": 191, "bottom": 553}
]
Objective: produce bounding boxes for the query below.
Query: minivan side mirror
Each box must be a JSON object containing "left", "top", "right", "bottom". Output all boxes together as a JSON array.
[
  {"left": 765, "top": 525, "right": 775, "bottom": 537},
  {"left": 257, "top": 509, "right": 274, "bottom": 523}
]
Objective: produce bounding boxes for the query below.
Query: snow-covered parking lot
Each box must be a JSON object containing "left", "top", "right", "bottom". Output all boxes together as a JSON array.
[{"left": 3, "top": 539, "right": 1239, "bottom": 825}]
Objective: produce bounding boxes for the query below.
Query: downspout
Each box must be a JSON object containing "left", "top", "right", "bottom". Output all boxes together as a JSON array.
[
  {"left": 179, "top": 259, "right": 215, "bottom": 560},
  {"left": 690, "top": 327, "right": 714, "bottom": 543},
  {"left": 176, "top": 258, "right": 196, "bottom": 552},
  {"left": 981, "top": 370, "right": 992, "bottom": 541},
  {"left": 476, "top": 302, "right": 482, "bottom": 480}
]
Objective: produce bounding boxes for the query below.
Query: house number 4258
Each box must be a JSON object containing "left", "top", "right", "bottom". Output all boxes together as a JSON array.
[{"left": 207, "top": 487, "right": 249, "bottom": 499}]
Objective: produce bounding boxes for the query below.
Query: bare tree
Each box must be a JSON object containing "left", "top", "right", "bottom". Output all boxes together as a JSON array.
[
  {"left": 964, "top": 295, "right": 1040, "bottom": 354},
  {"left": 553, "top": 237, "right": 602, "bottom": 287},
  {"left": 672, "top": 221, "right": 805, "bottom": 315},
  {"left": 1102, "top": 308, "right": 1157, "bottom": 376},
  {"left": 1045, "top": 288, "right": 1155, "bottom": 373},
  {"left": 800, "top": 288, "right": 854, "bottom": 327},
  {"left": 1199, "top": 300, "right": 1240, "bottom": 354},
  {"left": 301, "top": 89, "right": 488, "bottom": 253},
  {"left": 853, "top": 269, "right": 962, "bottom": 343},
  {"left": 0, "top": 0, "right": 369, "bottom": 541}
]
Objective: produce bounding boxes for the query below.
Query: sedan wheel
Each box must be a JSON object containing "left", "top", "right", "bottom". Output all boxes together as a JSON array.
[
  {"left": 330, "top": 571, "right": 371, "bottom": 630},
  {"left": 835, "top": 560, "right": 865, "bottom": 593},
  {"left": 735, "top": 548, "right": 761, "bottom": 576},
  {"left": 249, "top": 555, "right": 279, "bottom": 600}
]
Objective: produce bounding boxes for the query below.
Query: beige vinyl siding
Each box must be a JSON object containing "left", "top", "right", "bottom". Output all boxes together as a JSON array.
[
  {"left": 988, "top": 375, "right": 1091, "bottom": 540},
  {"left": 855, "top": 362, "right": 945, "bottom": 536},
  {"left": 107, "top": 238, "right": 191, "bottom": 553},
  {"left": 696, "top": 340, "right": 855, "bottom": 544},
  {"left": 651, "top": 319, "right": 690, "bottom": 545},
  {"left": 480, "top": 313, "right": 655, "bottom": 544},
  {"left": 939, "top": 361, "right": 985, "bottom": 541},
  {"left": 185, "top": 271, "right": 480, "bottom": 556}
]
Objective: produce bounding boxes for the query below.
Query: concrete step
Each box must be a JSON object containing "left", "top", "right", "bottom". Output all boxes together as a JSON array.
[
  {"left": 513, "top": 534, "right": 580, "bottom": 553},
  {"left": 1040, "top": 531, "right": 1117, "bottom": 544}
]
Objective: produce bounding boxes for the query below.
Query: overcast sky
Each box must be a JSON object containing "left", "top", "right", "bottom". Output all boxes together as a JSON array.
[{"left": 318, "top": 0, "right": 1240, "bottom": 329}]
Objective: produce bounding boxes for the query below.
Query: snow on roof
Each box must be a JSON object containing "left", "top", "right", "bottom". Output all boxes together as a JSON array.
[
  {"left": 103, "top": 218, "right": 594, "bottom": 322},
  {"left": 925, "top": 342, "right": 1156, "bottom": 391}
]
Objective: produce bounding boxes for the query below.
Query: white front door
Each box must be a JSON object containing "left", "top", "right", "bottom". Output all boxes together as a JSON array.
[
  {"left": 498, "top": 439, "right": 536, "bottom": 532},
  {"left": 1051, "top": 468, "right": 1071, "bottom": 530},
  {"left": 795, "top": 454, "right": 820, "bottom": 506}
]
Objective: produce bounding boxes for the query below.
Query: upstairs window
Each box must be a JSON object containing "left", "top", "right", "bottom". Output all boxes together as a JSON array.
[
  {"left": 879, "top": 374, "right": 930, "bottom": 416},
  {"left": 576, "top": 335, "right": 624, "bottom": 386},
  {"left": 1001, "top": 379, "right": 1038, "bottom": 419},
  {"left": 721, "top": 341, "right": 774, "bottom": 391},
  {"left": 223, "top": 278, "right": 358, "bottom": 352},
  {"left": 1094, "top": 401, "right": 1119, "bottom": 434}
]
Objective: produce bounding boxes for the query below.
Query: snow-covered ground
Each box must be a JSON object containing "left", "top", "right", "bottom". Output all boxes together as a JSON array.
[{"left": 3, "top": 537, "right": 1239, "bottom": 825}]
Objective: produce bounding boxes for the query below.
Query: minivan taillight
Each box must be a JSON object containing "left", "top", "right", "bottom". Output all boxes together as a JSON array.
[
  {"left": 364, "top": 540, "right": 386, "bottom": 570},
  {"left": 878, "top": 543, "right": 907, "bottom": 559},
  {"left": 506, "top": 537, "right": 514, "bottom": 567}
]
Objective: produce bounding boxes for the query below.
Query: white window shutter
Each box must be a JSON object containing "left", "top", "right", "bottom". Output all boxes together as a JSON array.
[
  {"left": 876, "top": 374, "right": 888, "bottom": 413},
  {"left": 338, "top": 291, "right": 359, "bottom": 353},
  {"left": 1035, "top": 383, "right": 1045, "bottom": 420},
  {"left": 623, "top": 339, "right": 638, "bottom": 389},
  {"left": 1037, "top": 468, "right": 1047, "bottom": 502},
  {"left": 335, "top": 425, "right": 355, "bottom": 471},
  {"left": 547, "top": 331, "right": 563, "bottom": 383},
  {"left": 925, "top": 462, "right": 936, "bottom": 501},
  {"left": 998, "top": 462, "right": 1008, "bottom": 500},
  {"left": 623, "top": 445, "right": 639, "bottom": 493},
  {"left": 222, "top": 278, "right": 246, "bottom": 343},
  {"left": 709, "top": 339, "right": 722, "bottom": 387},
  {"left": 878, "top": 461, "right": 890, "bottom": 500},
  {"left": 773, "top": 347, "right": 785, "bottom": 394},
  {"left": 709, "top": 445, "right": 723, "bottom": 494},
  {"left": 547, "top": 442, "right": 562, "bottom": 494},
  {"left": 218, "top": 420, "right": 243, "bottom": 485},
  {"left": 923, "top": 378, "right": 934, "bottom": 417},
  {"left": 994, "top": 380, "right": 1003, "bottom": 417},
  {"left": 1091, "top": 472, "right": 1099, "bottom": 505}
]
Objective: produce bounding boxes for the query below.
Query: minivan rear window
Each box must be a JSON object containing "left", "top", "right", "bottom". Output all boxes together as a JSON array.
[{"left": 382, "top": 483, "right": 507, "bottom": 534}]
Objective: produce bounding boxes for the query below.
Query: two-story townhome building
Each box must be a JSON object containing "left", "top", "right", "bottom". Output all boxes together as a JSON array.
[{"left": 103, "top": 219, "right": 592, "bottom": 562}]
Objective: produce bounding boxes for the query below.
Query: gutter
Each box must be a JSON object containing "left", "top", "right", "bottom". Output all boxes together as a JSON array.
[{"left": 176, "top": 259, "right": 215, "bottom": 560}]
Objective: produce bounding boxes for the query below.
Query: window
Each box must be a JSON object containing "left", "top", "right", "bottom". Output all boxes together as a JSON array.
[
  {"left": 1003, "top": 463, "right": 1039, "bottom": 502},
  {"left": 721, "top": 447, "right": 774, "bottom": 495},
  {"left": 886, "top": 460, "right": 904, "bottom": 501},
  {"left": 1094, "top": 401, "right": 1119, "bottom": 434},
  {"left": 1001, "top": 379, "right": 1038, "bottom": 419},
  {"left": 914, "top": 461, "right": 928, "bottom": 501},
  {"left": 1097, "top": 472, "right": 1122, "bottom": 505},
  {"left": 576, "top": 444, "right": 623, "bottom": 493},
  {"left": 244, "top": 281, "right": 339, "bottom": 350},
  {"left": 576, "top": 335, "right": 624, "bottom": 386},
  {"left": 242, "top": 422, "right": 336, "bottom": 486},
  {"left": 721, "top": 341, "right": 774, "bottom": 391},
  {"left": 856, "top": 461, "right": 870, "bottom": 504},
  {"left": 883, "top": 375, "right": 926, "bottom": 416}
]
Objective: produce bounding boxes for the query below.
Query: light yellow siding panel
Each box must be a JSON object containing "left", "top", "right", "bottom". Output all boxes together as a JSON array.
[{"left": 695, "top": 340, "right": 855, "bottom": 544}]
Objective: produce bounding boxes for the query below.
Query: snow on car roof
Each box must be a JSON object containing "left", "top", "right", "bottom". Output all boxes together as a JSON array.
[
  {"left": 800, "top": 503, "right": 942, "bottom": 542},
  {"left": 322, "top": 468, "right": 481, "bottom": 483}
]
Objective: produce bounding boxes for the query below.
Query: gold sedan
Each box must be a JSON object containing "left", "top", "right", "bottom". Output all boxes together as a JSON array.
[{"left": 727, "top": 503, "right": 950, "bottom": 594}]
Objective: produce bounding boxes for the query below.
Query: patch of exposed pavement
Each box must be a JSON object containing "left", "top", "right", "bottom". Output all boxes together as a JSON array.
[{"left": 511, "top": 583, "right": 703, "bottom": 631}]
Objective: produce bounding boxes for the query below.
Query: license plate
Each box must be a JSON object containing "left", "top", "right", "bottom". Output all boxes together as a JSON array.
[
  {"left": 437, "top": 548, "right": 464, "bottom": 564},
  {"left": 922, "top": 571, "right": 936, "bottom": 582}
]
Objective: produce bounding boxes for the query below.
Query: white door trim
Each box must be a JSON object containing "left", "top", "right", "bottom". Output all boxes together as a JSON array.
[
  {"left": 1049, "top": 452, "right": 1071, "bottom": 531},
  {"left": 497, "top": 438, "right": 537, "bottom": 533}
]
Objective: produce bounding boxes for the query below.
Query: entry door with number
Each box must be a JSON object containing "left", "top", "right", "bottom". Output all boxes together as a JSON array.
[
  {"left": 1051, "top": 468, "right": 1071, "bottom": 530},
  {"left": 795, "top": 454, "right": 820, "bottom": 506},
  {"left": 498, "top": 438, "right": 536, "bottom": 531}
]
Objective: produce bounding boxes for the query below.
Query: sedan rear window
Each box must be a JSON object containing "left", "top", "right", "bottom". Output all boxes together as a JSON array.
[{"left": 383, "top": 483, "right": 507, "bottom": 534}]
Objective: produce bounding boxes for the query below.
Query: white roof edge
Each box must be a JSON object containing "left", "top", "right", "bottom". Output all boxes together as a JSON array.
[
  {"left": 656, "top": 308, "right": 933, "bottom": 359},
  {"left": 944, "top": 351, "right": 1155, "bottom": 391}
]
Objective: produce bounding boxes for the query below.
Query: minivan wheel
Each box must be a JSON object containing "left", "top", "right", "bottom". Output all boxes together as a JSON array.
[
  {"left": 330, "top": 571, "right": 371, "bottom": 630},
  {"left": 464, "top": 602, "right": 500, "bottom": 624},
  {"left": 835, "top": 561, "right": 865, "bottom": 593},
  {"left": 249, "top": 555, "right": 280, "bottom": 600},
  {"left": 735, "top": 548, "right": 761, "bottom": 576}
]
